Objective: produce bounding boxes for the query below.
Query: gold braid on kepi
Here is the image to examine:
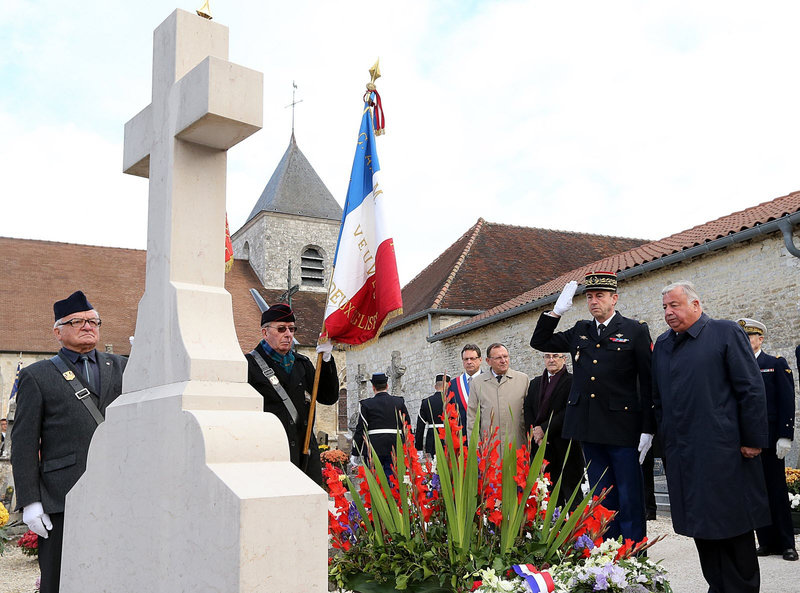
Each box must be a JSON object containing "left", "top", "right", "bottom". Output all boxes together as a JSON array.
[
  {"left": 736, "top": 318, "right": 766, "bottom": 335},
  {"left": 583, "top": 271, "right": 618, "bottom": 292}
]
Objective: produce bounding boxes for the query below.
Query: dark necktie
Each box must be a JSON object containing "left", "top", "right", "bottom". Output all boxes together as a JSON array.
[
  {"left": 78, "top": 354, "right": 92, "bottom": 389},
  {"left": 496, "top": 375, "right": 502, "bottom": 383},
  {"left": 597, "top": 323, "right": 605, "bottom": 337}
]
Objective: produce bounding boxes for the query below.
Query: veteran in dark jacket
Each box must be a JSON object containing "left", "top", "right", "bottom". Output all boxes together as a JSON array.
[
  {"left": 245, "top": 303, "right": 339, "bottom": 486},
  {"left": 353, "top": 373, "right": 411, "bottom": 476},
  {"left": 11, "top": 291, "right": 127, "bottom": 593},
  {"left": 524, "top": 353, "right": 585, "bottom": 509},
  {"left": 531, "top": 271, "right": 654, "bottom": 542},
  {"left": 654, "top": 282, "right": 769, "bottom": 593},
  {"left": 736, "top": 318, "right": 797, "bottom": 562}
]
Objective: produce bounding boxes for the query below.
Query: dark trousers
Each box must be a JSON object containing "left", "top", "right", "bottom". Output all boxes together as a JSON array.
[
  {"left": 582, "top": 441, "right": 645, "bottom": 542},
  {"left": 37, "top": 511, "right": 64, "bottom": 593},
  {"left": 642, "top": 447, "right": 656, "bottom": 517},
  {"left": 755, "top": 447, "right": 795, "bottom": 551},
  {"left": 695, "top": 531, "right": 760, "bottom": 593}
]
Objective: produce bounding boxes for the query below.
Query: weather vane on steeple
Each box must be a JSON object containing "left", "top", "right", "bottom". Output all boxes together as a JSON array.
[{"left": 285, "top": 81, "right": 303, "bottom": 137}]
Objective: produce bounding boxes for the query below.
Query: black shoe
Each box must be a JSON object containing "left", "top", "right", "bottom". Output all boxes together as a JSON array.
[
  {"left": 646, "top": 511, "right": 657, "bottom": 521},
  {"left": 755, "top": 546, "right": 771, "bottom": 557},
  {"left": 782, "top": 548, "right": 798, "bottom": 561}
]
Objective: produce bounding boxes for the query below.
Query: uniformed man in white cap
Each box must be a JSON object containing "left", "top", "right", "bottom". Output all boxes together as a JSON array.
[{"left": 737, "top": 318, "right": 797, "bottom": 562}]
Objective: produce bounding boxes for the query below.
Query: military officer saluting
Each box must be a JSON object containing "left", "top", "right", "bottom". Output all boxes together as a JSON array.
[
  {"left": 530, "top": 271, "right": 654, "bottom": 542},
  {"left": 737, "top": 318, "right": 798, "bottom": 561}
]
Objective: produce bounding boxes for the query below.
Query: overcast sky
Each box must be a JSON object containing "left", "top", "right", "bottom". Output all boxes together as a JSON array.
[{"left": 3, "top": 1, "right": 800, "bottom": 285}]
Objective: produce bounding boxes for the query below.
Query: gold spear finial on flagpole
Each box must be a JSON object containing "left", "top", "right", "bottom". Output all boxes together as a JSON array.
[
  {"left": 196, "top": 0, "right": 212, "bottom": 20},
  {"left": 367, "top": 59, "right": 381, "bottom": 91}
]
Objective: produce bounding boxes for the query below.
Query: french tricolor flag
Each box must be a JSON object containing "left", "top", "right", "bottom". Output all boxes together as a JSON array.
[
  {"left": 512, "top": 564, "right": 555, "bottom": 593},
  {"left": 321, "top": 94, "right": 402, "bottom": 346}
]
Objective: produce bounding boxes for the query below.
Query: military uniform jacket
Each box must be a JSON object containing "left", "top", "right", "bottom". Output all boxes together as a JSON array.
[
  {"left": 415, "top": 392, "right": 446, "bottom": 456},
  {"left": 11, "top": 351, "right": 127, "bottom": 513},
  {"left": 353, "top": 392, "right": 410, "bottom": 462},
  {"left": 467, "top": 368, "right": 529, "bottom": 449},
  {"left": 756, "top": 351, "right": 795, "bottom": 444},
  {"left": 652, "top": 313, "right": 769, "bottom": 539},
  {"left": 246, "top": 344, "right": 338, "bottom": 474},
  {"left": 530, "top": 312, "right": 654, "bottom": 448}
]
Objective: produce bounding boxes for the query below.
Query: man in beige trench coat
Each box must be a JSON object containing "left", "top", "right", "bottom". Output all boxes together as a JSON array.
[{"left": 467, "top": 342, "right": 529, "bottom": 449}]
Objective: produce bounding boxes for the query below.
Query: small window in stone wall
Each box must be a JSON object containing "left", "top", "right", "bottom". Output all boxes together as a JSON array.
[{"left": 301, "top": 246, "right": 325, "bottom": 286}]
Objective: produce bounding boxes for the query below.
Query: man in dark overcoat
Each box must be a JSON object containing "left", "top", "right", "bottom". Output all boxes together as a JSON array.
[
  {"left": 654, "top": 282, "right": 770, "bottom": 593},
  {"left": 245, "top": 303, "right": 339, "bottom": 486},
  {"left": 524, "top": 352, "right": 585, "bottom": 509},
  {"left": 415, "top": 374, "right": 450, "bottom": 457},
  {"left": 530, "top": 271, "right": 654, "bottom": 542},
  {"left": 736, "top": 318, "right": 797, "bottom": 561},
  {"left": 11, "top": 291, "right": 127, "bottom": 593},
  {"left": 352, "top": 373, "right": 411, "bottom": 476}
]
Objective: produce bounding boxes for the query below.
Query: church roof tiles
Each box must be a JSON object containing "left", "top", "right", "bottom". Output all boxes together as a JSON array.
[
  {"left": 0, "top": 239, "right": 278, "bottom": 355},
  {"left": 436, "top": 190, "right": 800, "bottom": 336},
  {"left": 396, "top": 219, "right": 646, "bottom": 325},
  {"left": 244, "top": 135, "right": 342, "bottom": 224}
]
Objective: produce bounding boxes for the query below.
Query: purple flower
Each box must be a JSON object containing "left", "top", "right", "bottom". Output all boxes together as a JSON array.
[
  {"left": 574, "top": 534, "right": 595, "bottom": 551},
  {"left": 593, "top": 570, "right": 609, "bottom": 590},
  {"left": 551, "top": 506, "right": 561, "bottom": 521}
]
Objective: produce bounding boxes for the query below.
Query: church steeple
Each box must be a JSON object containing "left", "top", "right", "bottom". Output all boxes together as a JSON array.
[{"left": 244, "top": 135, "right": 342, "bottom": 224}]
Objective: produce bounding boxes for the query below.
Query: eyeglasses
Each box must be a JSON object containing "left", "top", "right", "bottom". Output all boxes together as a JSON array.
[
  {"left": 462, "top": 356, "right": 480, "bottom": 362},
  {"left": 267, "top": 325, "right": 297, "bottom": 333},
  {"left": 58, "top": 318, "right": 102, "bottom": 329}
]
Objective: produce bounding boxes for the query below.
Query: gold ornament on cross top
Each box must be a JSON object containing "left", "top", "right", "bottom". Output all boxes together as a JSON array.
[{"left": 196, "top": 1, "right": 212, "bottom": 20}]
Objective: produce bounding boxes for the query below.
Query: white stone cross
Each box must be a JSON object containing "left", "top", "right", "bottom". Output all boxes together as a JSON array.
[
  {"left": 61, "top": 11, "right": 328, "bottom": 593},
  {"left": 122, "top": 8, "right": 263, "bottom": 402}
]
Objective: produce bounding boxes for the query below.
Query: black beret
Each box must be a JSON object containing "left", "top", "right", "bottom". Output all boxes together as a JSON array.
[
  {"left": 370, "top": 373, "right": 388, "bottom": 385},
  {"left": 54, "top": 291, "right": 94, "bottom": 321},
  {"left": 261, "top": 303, "right": 295, "bottom": 326},
  {"left": 435, "top": 374, "right": 451, "bottom": 383}
]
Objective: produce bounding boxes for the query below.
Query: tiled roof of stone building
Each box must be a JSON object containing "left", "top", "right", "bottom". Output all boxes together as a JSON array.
[
  {"left": 0, "top": 238, "right": 297, "bottom": 355},
  {"left": 435, "top": 190, "right": 800, "bottom": 336},
  {"left": 396, "top": 218, "right": 647, "bottom": 324},
  {"left": 244, "top": 134, "right": 343, "bottom": 224}
]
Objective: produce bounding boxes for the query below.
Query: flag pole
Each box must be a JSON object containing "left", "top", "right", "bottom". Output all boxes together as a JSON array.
[{"left": 301, "top": 59, "right": 383, "bottom": 466}]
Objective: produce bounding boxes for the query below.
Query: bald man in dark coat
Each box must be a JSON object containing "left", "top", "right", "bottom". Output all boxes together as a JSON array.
[{"left": 654, "top": 282, "right": 769, "bottom": 593}]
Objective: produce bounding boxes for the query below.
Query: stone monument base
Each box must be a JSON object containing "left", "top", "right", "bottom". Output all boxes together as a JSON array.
[{"left": 60, "top": 383, "right": 328, "bottom": 593}]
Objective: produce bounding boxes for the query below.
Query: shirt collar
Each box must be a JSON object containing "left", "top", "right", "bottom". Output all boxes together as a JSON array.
[
  {"left": 60, "top": 347, "right": 97, "bottom": 363},
  {"left": 595, "top": 311, "right": 616, "bottom": 329}
]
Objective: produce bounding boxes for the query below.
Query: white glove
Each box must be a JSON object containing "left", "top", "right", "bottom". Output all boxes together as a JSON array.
[
  {"left": 349, "top": 454, "right": 360, "bottom": 470},
  {"left": 553, "top": 281, "right": 578, "bottom": 316},
  {"left": 316, "top": 340, "right": 333, "bottom": 362},
  {"left": 23, "top": 502, "right": 52, "bottom": 539},
  {"left": 776, "top": 438, "right": 792, "bottom": 460},
  {"left": 638, "top": 433, "right": 654, "bottom": 465}
]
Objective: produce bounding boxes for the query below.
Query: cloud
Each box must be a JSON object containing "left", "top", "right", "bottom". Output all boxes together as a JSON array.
[{"left": 3, "top": 1, "right": 800, "bottom": 285}]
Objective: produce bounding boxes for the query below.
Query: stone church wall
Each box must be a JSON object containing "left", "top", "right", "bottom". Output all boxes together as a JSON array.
[
  {"left": 345, "top": 232, "right": 800, "bottom": 465},
  {"left": 232, "top": 212, "right": 339, "bottom": 292}
]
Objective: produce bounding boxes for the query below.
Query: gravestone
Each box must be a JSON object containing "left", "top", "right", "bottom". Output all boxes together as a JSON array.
[{"left": 60, "top": 10, "right": 327, "bottom": 592}]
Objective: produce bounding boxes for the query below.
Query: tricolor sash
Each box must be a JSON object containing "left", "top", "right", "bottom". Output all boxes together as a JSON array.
[{"left": 512, "top": 564, "right": 555, "bottom": 592}]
